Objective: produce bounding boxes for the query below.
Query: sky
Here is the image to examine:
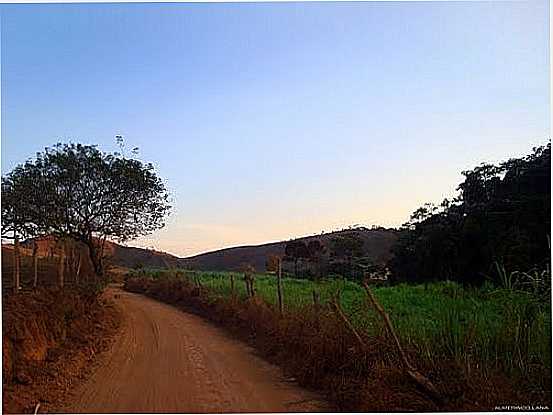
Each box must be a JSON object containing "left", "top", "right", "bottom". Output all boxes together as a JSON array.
[{"left": 1, "top": 1, "right": 550, "bottom": 257}]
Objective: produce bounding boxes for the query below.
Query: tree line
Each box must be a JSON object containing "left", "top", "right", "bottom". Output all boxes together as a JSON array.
[
  {"left": 276, "top": 142, "right": 550, "bottom": 288},
  {"left": 389, "top": 142, "right": 550, "bottom": 285},
  {"left": 276, "top": 231, "right": 382, "bottom": 281},
  {"left": 4, "top": 140, "right": 549, "bottom": 292}
]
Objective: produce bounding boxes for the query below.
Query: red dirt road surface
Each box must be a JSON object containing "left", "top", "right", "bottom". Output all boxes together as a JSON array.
[{"left": 61, "top": 287, "right": 327, "bottom": 413}]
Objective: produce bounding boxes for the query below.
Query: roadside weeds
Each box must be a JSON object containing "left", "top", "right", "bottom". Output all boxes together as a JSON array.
[
  {"left": 2, "top": 288, "right": 122, "bottom": 414},
  {"left": 124, "top": 276, "right": 542, "bottom": 412}
]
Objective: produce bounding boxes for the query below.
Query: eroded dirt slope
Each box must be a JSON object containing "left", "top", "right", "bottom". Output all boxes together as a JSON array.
[{"left": 61, "top": 287, "right": 327, "bottom": 413}]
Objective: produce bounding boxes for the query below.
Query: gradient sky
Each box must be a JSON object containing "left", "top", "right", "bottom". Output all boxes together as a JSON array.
[{"left": 1, "top": 1, "right": 550, "bottom": 257}]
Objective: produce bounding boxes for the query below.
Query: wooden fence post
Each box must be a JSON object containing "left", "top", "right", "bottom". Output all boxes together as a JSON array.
[
  {"left": 362, "top": 280, "right": 443, "bottom": 404},
  {"left": 32, "top": 239, "right": 38, "bottom": 289},
  {"left": 277, "top": 258, "right": 284, "bottom": 315},
  {"left": 249, "top": 277, "right": 256, "bottom": 298},
  {"left": 58, "top": 239, "right": 65, "bottom": 288},
  {"left": 312, "top": 290, "right": 320, "bottom": 307},
  {"left": 75, "top": 251, "right": 82, "bottom": 284},
  {"left": 312, "top": 289, "right": 321, "bottom": 317},
  {"left": 331, "top": 291, "right": 366, "bottom": 348},
  {"left": 230, "top": 273, "right": 235, "bottom": 298},
  {"left": 312, "top": 289, "right": 321, "bottom": 330},
  {"left": 244, "top": 265, "right": 255, "bottom": 298},
  {"left": 13, "top": 234, "right": 20, "bottom": 294},
  {"left": 243, "top": 272, "right": 249, "bottom": 298}
]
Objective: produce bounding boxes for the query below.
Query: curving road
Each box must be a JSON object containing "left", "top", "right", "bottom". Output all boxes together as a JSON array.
[{"left": 62, "top": 287, "right": 326, "bottom": 413}]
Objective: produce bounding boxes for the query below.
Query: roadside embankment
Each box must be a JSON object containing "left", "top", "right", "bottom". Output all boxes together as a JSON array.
[{"left": 2, "top": 286, "right": 121, "bottom": 413}]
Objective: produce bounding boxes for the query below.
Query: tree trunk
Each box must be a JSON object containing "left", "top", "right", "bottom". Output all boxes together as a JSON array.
[
  {"left": 32, "top": 239, "right": 38, "bottom": 289},
  {"left": 70, "top": 241, "right": 81, "bottom": 284},
  {"left": 13, "top": 235, "right": 20, "bottom": 294},
  {"left": 58, "top": 239, "right": 65, "bottom": 288},
  {"left": 86, "top": 238, "right": 104, "bottom": 277}
]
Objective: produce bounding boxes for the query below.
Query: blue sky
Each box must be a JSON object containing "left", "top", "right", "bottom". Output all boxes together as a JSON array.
[{"left": 1, "top": 1, "right": 550, "bottom": 256}]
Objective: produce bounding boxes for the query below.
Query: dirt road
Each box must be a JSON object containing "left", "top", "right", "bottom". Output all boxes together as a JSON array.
[{"left": 61, "top": 287, "right": 326, "bottom": 413}]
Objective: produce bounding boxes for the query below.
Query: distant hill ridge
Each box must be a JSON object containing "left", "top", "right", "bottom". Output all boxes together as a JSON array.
[
  {"left": 7, "top": 227, "right": 398, "bottom": 273},
  {"left": 179, "top": 227, "right": 398, "bottom": 272},
  {"left": 14, "top": 236, "right": 181, "bottom": 270}
]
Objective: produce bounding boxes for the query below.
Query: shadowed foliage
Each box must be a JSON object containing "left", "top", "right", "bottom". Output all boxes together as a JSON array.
[{"left": 389, "top": 142, "right": 550, "bottom": 286}]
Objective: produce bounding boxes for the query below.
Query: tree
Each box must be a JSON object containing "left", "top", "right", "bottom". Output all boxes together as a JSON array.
[
  {"left": 2, "top": 143, "right": 171, "bottom": 278},
  {"left": 328, "top": 232, "right": 366, "bottom": 279},
  {"left": 306, "top": 239, "right": 328, "bottom": 280},
  {"left": 2, "top": 169, "right": 39, "bottom": 292},
  {"left": 389, "top": 142, "right": 551, "bottom": 285},
  {"left": 284, "top": 240, "right": 310, "bottom": 276}
]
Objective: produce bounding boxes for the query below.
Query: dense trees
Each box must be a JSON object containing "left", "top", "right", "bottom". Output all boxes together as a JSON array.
[
  {"left": 282, "top": 232, "right": 380, "bottom": 281},
  {"left": 284, "top": 240, "right": 311, "bottom": 276},
  {"left": 389, "top": 143, "right": 551, "bottom": 285},
  {"left": 1, "top": 143, "right": 171, "bottom": 281},
  {"left": 326, "top": 233, "right": 378, "bottom": 280},
  {"left": 1, "top": 166, "right": 41, "bottom": 292},
  {"left": 306, "top": 240, "right": 327, "bottom": 280}
]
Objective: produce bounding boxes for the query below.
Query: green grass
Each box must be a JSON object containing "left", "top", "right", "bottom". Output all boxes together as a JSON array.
[{"left": 130, "top": 268, "right": 551, "bottom": 375}]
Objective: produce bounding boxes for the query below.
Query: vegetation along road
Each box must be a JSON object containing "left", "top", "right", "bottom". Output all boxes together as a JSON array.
[{"left": 61, "top": 286, "right": 326, "bottom": 413}]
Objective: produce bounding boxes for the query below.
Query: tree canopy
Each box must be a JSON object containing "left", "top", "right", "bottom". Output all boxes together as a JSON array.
[
  {"left": 1, "top": 167, "right": 39, "bottom": 241},
  {"left": 389, "top": 142, "right": 551, "bottom": 285},
  {"left": 1, "top": 143, "right": 171, "bottom": 276}
]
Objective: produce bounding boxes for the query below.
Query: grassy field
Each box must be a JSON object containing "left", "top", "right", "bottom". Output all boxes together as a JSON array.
[{"left": 130, "top": 268, "right": 551, "bottom": 375}]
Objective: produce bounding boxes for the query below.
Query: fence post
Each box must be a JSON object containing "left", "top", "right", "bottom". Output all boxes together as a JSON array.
[
  {"left": 230, "top": 273, "right": 235, "bottom": 298},
  {"left": 312, "top": 289, "right": 321, "bottom": 330},
  {"left": 312, "top": 289, "right": 320, "bottom": 309},
  {"left": 277, "top": 258, "right": 284, "bottom": 315},
  {"left": 243, "top": 272, "right": 250, "bottom": 298},
  {"left": 244, "top": 265, "right": 255, "bottom": 298},
  {"left": 58, "top": 239, "right": 65, "bottom": 288},
  {"left": 13, "top": 234, "right": 20, "bottom": 294},
  {"left": 362, "top": 280, "right": 443, "bottom": 404},
  {"left": 32, "top": 239, "right": 38, "bottom": 289},
  {"left": 331, "top": 290, "right": 365, "bottom": 348},
  {"left": 250, "top": 275, "right": 256, "bottom": 298},
  {"left": 76, "top": 251, "right": 82, "bottom": 284}
]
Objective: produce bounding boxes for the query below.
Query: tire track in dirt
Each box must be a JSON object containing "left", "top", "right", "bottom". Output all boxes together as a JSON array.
[{"left": 61, "top": 287, "right": 327, "bottom": 413}]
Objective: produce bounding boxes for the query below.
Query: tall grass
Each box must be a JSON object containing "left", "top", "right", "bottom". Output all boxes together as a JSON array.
[{"left": 128, "top": 268, "right": 551, "bottom": 377}]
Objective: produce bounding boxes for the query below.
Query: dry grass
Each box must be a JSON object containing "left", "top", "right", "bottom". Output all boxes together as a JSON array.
[
  {"left": 124, "top": 275, "right": 546, "bottom": 411},
  {"left": 2, "top": 286, "right": 121, "bottom": 413}
]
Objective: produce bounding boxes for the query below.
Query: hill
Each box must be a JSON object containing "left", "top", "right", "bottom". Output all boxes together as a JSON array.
[
  {"left": 179, "top": 228, "right": 398, "bottom": 272},
  {"left": 1, "top": 245, "right": 61, "bottom": 291},
  {"left": 103, "top": 242, "right": 181, "bottom": 269},
  {"left": 4, "top": 228, "right": 398, "bottom": 276},
  {"left": 16, "top": 236, "right": 181, "bottom": 270},
  {"left": 2, "top": 237, "right": 180, "bottom": 290}
]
